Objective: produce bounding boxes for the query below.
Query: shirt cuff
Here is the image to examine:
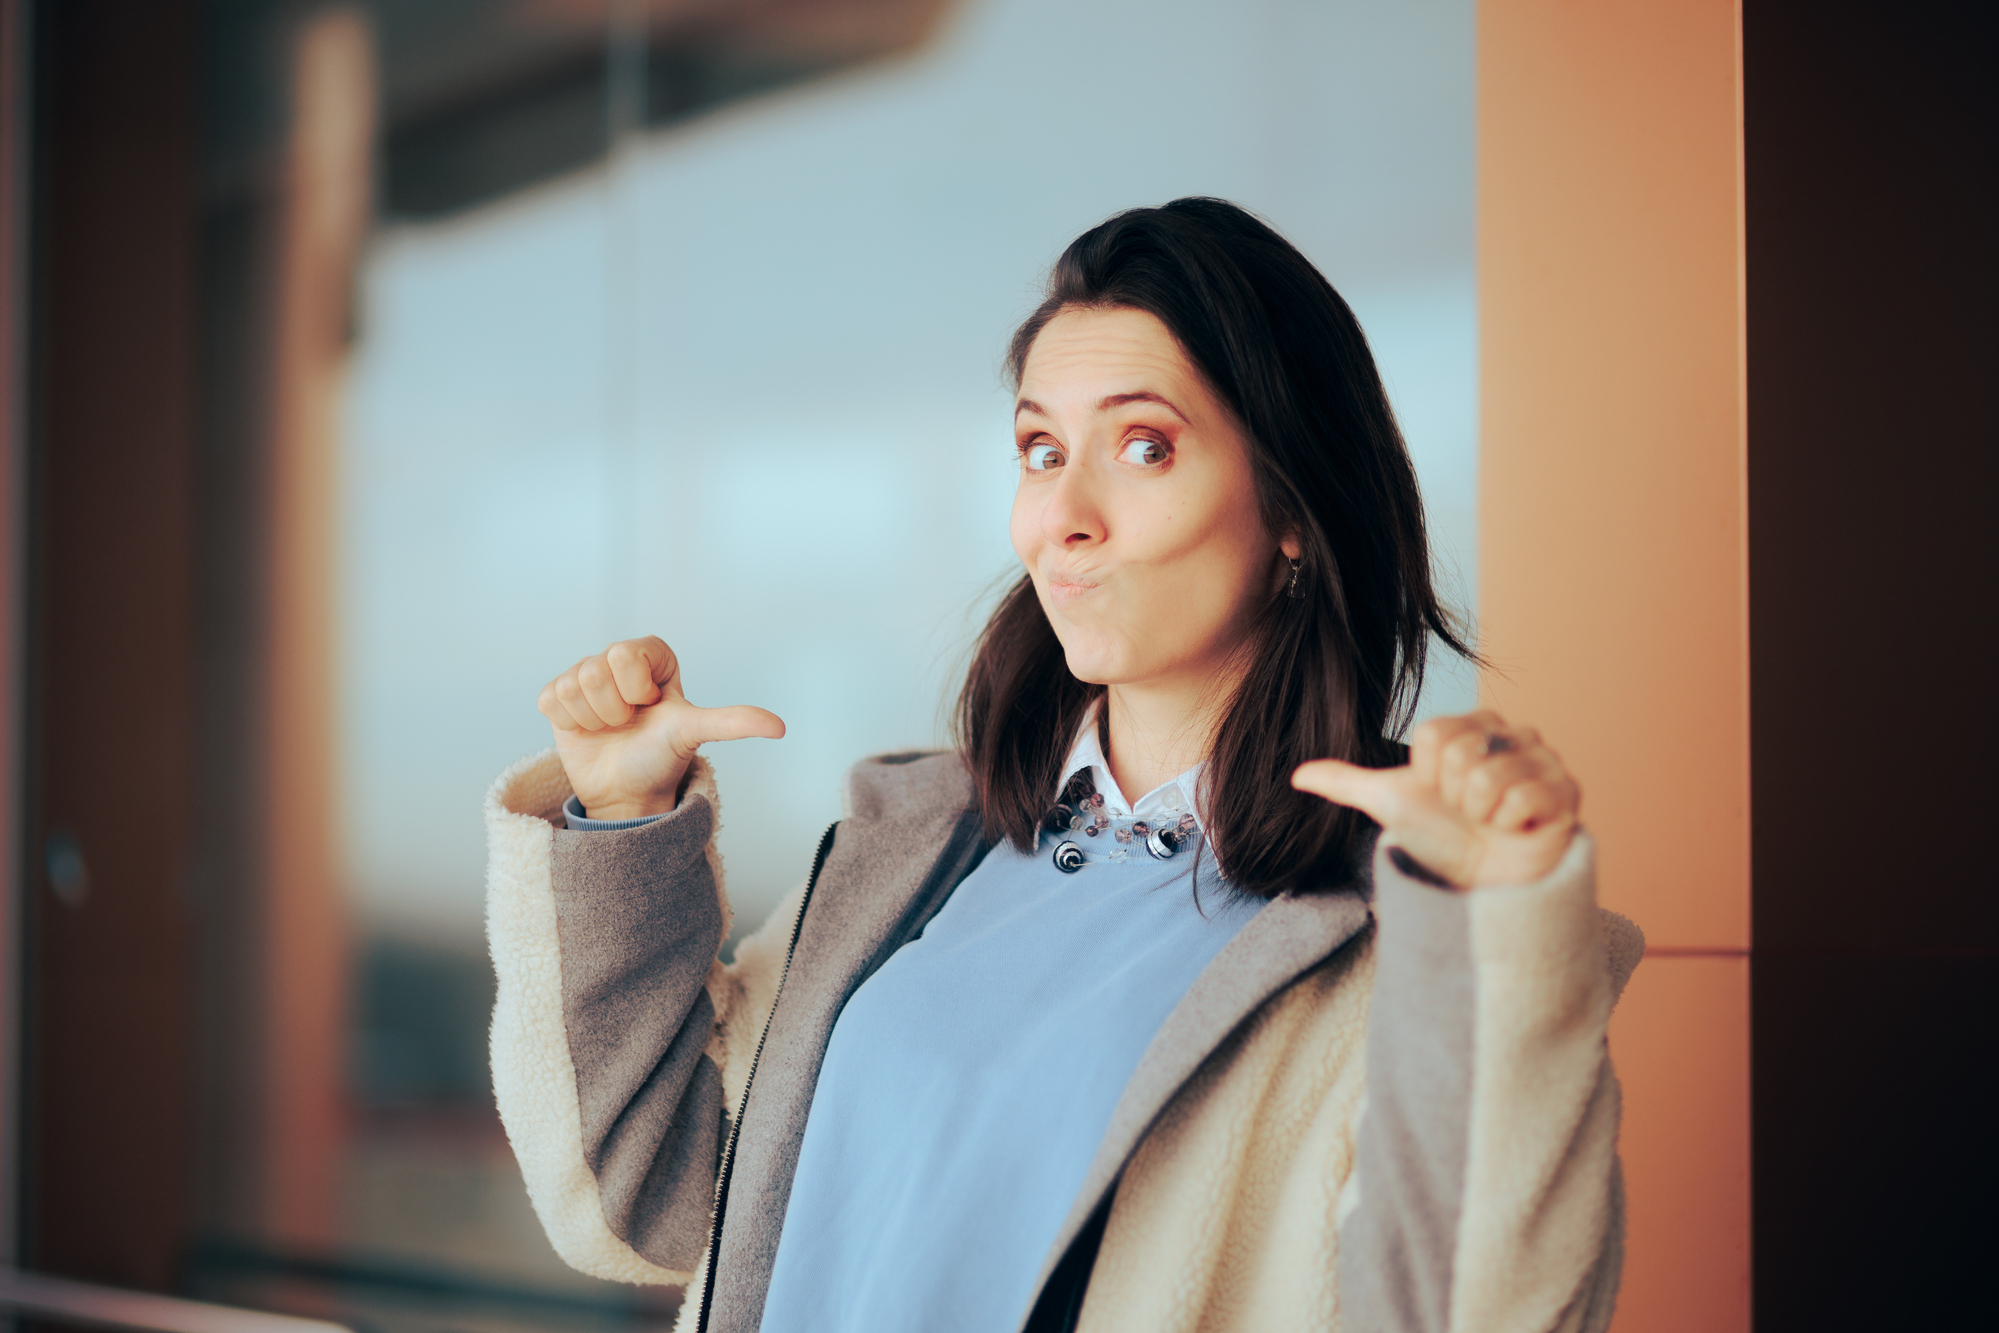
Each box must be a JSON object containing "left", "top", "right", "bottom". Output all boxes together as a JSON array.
[{"left": 561, "top": 793, "right": 671, "bottom": 832}]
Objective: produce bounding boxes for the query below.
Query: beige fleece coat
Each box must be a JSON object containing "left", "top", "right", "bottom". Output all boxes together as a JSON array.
[{"left": 485, "top": 750, "right": 1642, "bottom": 1333}]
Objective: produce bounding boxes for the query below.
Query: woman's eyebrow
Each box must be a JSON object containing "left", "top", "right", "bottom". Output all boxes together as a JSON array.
[
  {"left": 1099, "top": 391, "right": 1189, "bottom": 423},
  {"left": 1012, "top": 392, "right": 1191, "bottom": 423}
]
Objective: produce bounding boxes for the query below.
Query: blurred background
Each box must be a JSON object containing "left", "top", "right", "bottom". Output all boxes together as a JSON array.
[
  {"left": 2, "top": 1, "right": 1992, "bottom": 1331},
  {"left": 23, "top": 1, "right": 1483, "bottom": 1328},
  {"left": 331, "top": 0, "right": 1478, "bottom": 1323}
]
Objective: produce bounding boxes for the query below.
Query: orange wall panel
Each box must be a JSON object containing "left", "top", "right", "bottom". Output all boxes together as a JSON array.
[
  {"left": 1477, "top": 2, "right": 1752, "bottom": 1328},
  {"left": 1478, "top": 0, "right": 1748, "bottom": 953},
  {"left": 1607, "top": 955, "right": 1751, "bottom": 1333}
]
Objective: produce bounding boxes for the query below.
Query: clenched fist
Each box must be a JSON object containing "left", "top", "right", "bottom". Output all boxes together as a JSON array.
[
  {"left": 1291, "top": 709, "right": 1581, "bottom": 889},
  {"left": 539, "top": 636, "right": 785, "bottom": 821}
]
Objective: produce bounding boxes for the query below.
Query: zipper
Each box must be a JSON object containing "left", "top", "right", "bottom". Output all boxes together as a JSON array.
[{"left": 694, "top": 819, "right": 839, "bottom": 1333}]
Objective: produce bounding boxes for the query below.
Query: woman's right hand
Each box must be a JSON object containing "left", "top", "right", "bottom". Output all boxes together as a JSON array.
[{"left": 538, "top": 636, "right": 786, "bottom": 821}]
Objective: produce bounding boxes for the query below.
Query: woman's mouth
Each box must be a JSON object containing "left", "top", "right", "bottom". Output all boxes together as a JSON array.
[{"left": 1045, "top": 568, "right": 1102, "bottom": 607}]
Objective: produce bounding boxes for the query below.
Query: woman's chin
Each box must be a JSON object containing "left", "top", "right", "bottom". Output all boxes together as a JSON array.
[{"left": 1059, "top": 645, "right": 1129, "bottom": 688}]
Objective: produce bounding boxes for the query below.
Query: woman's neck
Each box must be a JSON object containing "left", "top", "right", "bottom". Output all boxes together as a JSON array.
[{"left": 1101, "top": 669, "right": 1240, "bottom": 805}]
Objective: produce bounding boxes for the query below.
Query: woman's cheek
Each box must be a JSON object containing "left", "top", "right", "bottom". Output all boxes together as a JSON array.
[
  {"left": 1172, "top": 560, "right": 1254, "bottom": 664},
  {"left": 1008, "top": 490, "right": 1042, "bottom": 568}
]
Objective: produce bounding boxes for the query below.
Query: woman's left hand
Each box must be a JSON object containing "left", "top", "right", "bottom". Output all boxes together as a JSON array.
[{"left": 1292, "top": 710, "right": 1581, "bottom": 890}]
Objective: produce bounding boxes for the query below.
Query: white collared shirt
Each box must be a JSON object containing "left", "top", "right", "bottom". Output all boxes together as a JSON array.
[
  {"left": 1052, "top": 702, "right": 1206, "bottom": 862},
  {"left": 1059, "top": 701, "right": 1204, "bottom": 824}
]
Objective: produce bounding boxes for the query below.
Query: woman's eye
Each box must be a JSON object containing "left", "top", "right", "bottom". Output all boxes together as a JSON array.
[
  {"left": 1118, "top": 437, "right": 1171, "bottom": 467},
  {"left": 1023, "top": 442, "right": 1065, "bottom": 471}
]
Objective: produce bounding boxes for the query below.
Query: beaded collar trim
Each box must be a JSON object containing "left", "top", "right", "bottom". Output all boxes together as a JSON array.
[{"left": 1042, "top": 770, "right": 1200, "bottom": 873}]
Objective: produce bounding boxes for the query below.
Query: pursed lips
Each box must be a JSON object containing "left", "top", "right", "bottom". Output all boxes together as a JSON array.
[{"left": 1043, "top": 567, "right": 1102, "bottom": 608}]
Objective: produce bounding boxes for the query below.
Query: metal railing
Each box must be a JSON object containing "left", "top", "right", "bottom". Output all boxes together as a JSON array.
[{"left": 0, "top": 1269, "right": 350, "bottom": 1333}]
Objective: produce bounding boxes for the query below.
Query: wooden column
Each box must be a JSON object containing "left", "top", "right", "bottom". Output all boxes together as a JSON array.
[
  {"left": 0, "top": 0, "right": 27, "bottom": 1267},
  {"left": 24, "top": 0, "right": 202, "bottom": 1288},
  {"left": 259, "top": 7, "right": 373, "bottom": 1249},
  {"left": 1477, "top": 3, "right": 1750, "bottom": 1330}
]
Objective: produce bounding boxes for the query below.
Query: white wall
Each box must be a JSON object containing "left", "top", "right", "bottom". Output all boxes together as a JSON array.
[{"left": 340, "top": 0, "right": 1477, "bottom": 941}]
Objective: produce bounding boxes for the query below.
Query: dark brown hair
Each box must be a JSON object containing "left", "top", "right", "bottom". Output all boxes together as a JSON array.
[{"left": 954, "top": 198, "right": 1474, "bottom": 898}]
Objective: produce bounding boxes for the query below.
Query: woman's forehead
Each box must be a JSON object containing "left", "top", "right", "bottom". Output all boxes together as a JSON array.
[{"left": 1018, "top": 307, "right": 1198, "bottom": 405}]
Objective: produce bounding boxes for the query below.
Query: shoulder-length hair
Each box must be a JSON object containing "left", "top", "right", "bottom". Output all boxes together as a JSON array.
[{"left": 955, "top": 197, "right": 1474, "bottom": 898}]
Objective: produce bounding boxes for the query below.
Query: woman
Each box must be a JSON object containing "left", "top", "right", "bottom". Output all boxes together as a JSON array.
[{"left": 486, "top": 198, "right": 1642, "bottom": 1333}]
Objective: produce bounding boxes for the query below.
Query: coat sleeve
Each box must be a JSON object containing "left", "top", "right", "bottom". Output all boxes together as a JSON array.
[
  {"left": 1338, "top": 833, "right": 1644, "bottom": 1333},
  {"left": 484, "top": 749, "right": 802, "bottom": 1285}
]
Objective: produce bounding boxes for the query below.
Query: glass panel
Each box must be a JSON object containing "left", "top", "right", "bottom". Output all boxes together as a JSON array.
[{"left": 178, "top": 1, "right": 1477, "bottom": 1326}]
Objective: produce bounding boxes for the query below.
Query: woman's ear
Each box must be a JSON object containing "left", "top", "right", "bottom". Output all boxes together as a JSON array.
[{"left": 1280, "top": 534, "right": 1301, "bottom": 561}]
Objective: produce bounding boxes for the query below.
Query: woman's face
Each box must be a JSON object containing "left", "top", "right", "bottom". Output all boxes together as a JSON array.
[{"left": 1011, "top": 306, "right": 1292, "bottom": 694}]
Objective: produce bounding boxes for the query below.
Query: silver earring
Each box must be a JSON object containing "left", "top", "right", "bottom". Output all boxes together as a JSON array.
[{"left": 1286, "top": 557, "right": 1301, "bottom": 599}]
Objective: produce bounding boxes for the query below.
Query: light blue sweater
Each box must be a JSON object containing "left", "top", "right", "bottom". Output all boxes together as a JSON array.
[{"left": 757, "top": 823, "right": 1256, "bottom": 1331}]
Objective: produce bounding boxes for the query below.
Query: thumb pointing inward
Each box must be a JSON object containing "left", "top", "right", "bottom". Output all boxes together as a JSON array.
[{"left": 1292, "top": 758, "right": 1401, "bottom": 827}]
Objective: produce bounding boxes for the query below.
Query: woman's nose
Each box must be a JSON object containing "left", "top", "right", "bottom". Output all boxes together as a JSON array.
[{"left": 1040, "top": 466, "right": 1106, "bottom": 548}]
